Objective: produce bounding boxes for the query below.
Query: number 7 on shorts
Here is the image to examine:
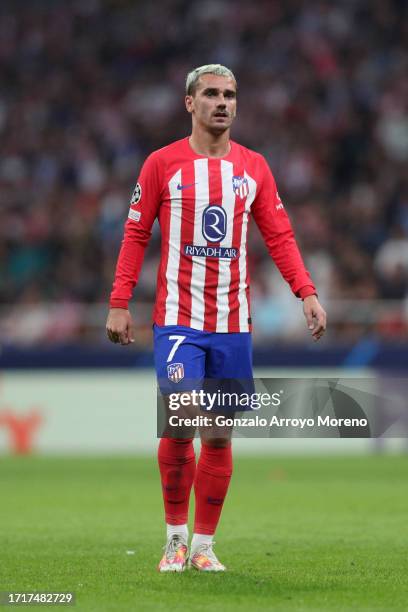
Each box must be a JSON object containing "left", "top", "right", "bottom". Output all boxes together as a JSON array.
[{"left": 167, "top": 335, "right": 186, "bottom": 362}]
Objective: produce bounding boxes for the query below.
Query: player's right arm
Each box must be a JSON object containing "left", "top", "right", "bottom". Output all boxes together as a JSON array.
[
  {"left": 106, "top": 152, "right": 163, "bottom": 345},
  {"left": 106, "top": 308, "right": 135, "bottom": 346}
]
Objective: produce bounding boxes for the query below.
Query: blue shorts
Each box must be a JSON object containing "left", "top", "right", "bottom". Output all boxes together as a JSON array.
[{"left": 153, "top": 324, "right": 254, "bottom": 398}]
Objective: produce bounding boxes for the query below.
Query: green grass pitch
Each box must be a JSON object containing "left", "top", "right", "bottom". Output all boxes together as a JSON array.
[{"left": 1, "top": 454, "right": 407, "bottom": 611}]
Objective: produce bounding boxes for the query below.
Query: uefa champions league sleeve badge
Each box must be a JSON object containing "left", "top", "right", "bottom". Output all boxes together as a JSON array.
[{"left": 130, "top": 183, "right": 142, "bottom": 205}]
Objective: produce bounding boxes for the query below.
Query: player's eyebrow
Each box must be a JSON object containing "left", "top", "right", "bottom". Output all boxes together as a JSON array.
[{"left": 201, "top": 87, "right": 236, "bottom": 97}]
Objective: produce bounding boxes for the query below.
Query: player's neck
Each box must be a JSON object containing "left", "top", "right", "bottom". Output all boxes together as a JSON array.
[{"left": 189, "top": 130, "right": 231, "bottom": 159}]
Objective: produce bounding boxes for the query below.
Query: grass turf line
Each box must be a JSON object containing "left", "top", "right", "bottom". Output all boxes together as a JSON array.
[{"left": 0, "top": 455, "right": 407, "bottom": 611}]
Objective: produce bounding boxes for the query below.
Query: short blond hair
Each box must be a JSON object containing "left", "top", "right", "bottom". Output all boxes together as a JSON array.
[{"left": 186, "top": 64, "right": 237, "bottom": 96}]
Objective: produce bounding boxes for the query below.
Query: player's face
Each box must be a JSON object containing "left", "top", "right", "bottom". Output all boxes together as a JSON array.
[{"left": 185, "top": 74, "right": 237, "bottom": 134}]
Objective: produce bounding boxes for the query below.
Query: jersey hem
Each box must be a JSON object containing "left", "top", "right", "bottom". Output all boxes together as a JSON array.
[{"left": 153, "top": 317, "right": 252, "bottom": 334}]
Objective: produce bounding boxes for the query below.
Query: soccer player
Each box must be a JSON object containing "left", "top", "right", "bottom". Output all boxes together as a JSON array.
[{"left": 106, "top": 64, "right": 326, "bottom": 572}]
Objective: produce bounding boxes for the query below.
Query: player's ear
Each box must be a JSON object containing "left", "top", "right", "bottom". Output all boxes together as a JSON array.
[{"left": 185, "top": 95, "right": 194, "bottom": 114}]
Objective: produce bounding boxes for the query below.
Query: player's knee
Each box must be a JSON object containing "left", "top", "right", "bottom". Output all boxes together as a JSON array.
[
  {"left": 163, "top": 426, "right": 196, "bottom": 441},
  {"left": 162, "top": 394, "right": 199, "bottom": 440}
]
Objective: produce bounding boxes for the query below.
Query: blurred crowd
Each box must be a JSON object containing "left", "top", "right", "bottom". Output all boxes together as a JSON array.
[{"left": 0, "top": 0, "right": 407, "bottom": 345}]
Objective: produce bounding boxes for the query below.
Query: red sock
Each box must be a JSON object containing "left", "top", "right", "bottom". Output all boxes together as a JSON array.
[
  {"left": 193, "top": 442, "right": 233, "bottom": 535},
  {"left": 158, "top": 438, "right": 196, "bottom": 525}
]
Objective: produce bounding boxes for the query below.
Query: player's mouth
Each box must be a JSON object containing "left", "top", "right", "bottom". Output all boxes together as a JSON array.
[{"left": 213, "top": 112, "right": 229, "bottom": 119}]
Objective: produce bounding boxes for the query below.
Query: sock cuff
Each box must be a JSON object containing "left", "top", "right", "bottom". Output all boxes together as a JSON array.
[
  {"left": 158, "top": 438, "right": 195, "bottom": 459},
  {"left": 201, "top": 441, "right": 232, "bottom": 452}
]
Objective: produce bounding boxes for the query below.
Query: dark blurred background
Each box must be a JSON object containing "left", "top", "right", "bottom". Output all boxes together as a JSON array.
[{"left": 0, "top": 0, "right": 407, "bottom": 361}]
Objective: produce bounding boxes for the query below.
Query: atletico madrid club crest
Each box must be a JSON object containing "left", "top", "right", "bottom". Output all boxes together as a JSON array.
[
  {"left": 130, "top": 182, "right": 142, "bottom": 205},
  {"left": 232, "top": 175, "right": 249, "bottom": 199},
  {"left": 167, "top": 362, "right": 184, "bottom": 383}
]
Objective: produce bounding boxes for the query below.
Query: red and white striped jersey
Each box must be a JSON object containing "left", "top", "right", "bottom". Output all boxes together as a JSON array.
[{"left": 110, "top": 137, "right": 316, "bottom": 333}]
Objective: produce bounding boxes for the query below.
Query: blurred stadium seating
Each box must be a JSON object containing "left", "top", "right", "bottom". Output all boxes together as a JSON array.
[{"left": 0, "top": 0, "right": 407, "bottom": 361}]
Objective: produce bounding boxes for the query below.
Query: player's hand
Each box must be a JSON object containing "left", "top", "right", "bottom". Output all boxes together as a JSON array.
[
  {"left": 303, "top": 295, "right": 326, "bottom": 342},
  {"left": 106, "top": 308, "right": 135, "bottom": 346}
]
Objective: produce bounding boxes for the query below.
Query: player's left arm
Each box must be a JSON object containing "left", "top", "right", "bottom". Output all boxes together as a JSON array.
[{"left": 251, "top": 155, "right": 327, "bottom": 341}]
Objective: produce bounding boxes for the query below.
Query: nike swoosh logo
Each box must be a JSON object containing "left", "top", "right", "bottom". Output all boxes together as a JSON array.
[{"left": 177, "top": 182, "right": 197, "bottom": 190}]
